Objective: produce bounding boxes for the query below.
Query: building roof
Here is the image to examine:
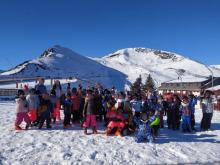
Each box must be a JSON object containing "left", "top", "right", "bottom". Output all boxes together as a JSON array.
[
  {"left": 206, "top": 85, "right": 220, "bottom": 91},
  {"left": 165, "top": 77, "right": 208, "bottom": 84}
]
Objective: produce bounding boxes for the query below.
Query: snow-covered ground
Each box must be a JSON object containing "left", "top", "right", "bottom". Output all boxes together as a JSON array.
[{"left": 0, "top": 102, "right": 220, "bottom": 165}]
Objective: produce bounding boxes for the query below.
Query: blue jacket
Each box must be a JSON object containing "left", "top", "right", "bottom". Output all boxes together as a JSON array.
[
  {"left": 35, "top": 84, "right": 47, "bottom": 94},
  {"left": 64, "top": 99, "right": 73, "bottom": 115},
  {"left": 130, "top": 100, "right": 142, "bottom": 112},
  {"left": 189, "top": 97, "right": 197, "bottom": 114},
  {"left": 135, "top": 119, "right": 153, "bottom": 143}
]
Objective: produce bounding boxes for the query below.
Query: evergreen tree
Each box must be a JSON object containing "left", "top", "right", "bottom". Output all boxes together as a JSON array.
[
  {"left": 130, "top": 75, "right": 142, "bottom": 97},
  {"left": 143, "top": 74, "right": 155, "bottom": 92}
]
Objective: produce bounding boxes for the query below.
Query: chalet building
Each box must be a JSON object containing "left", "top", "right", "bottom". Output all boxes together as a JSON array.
[{"left": 158, "top": 77, "right": 220, "bottom": 96}]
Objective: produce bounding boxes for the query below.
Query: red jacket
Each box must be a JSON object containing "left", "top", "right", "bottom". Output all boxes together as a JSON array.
[{"left": 71, "top": 95, "right": 80, "bottom": 111}]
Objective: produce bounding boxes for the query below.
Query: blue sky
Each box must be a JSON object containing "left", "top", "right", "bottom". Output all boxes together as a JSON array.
[{"left": 0, "top": 0, "right": 220, "bottom": 70}]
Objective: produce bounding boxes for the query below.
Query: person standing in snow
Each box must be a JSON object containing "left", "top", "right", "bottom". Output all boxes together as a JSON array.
[
  {"left": 200, "top": 90, "right": 217, "bottom": 131},
  {"left": 15, "top": 89, "right": 31, "bottom": 130},
  {"left": 26, "top": 88, "right": 40, "bottom": 126},
  {"left": 52, "top": 80, "right": 62, "bottom": 121},
  {"left": 180, "top": 96, "right": 192, "bottom": 132},
  {"left": 83, "top": 89, "right": 97, "bottom": 135},
  {"left": 49, "top": 89, "right": 58, "bottom": 124},
  {"left": 63, "top": 93, "right": 73, "bottom": 129},
  {"left": 130, "top": 94, "right": 142, "bottom": 119},
  {"left": 71, "top": 87, "right": 81, "bottom": 123},
  {"left": 167, "top": 95, "right": 181, "bottom": 130},
  {"left": 35, "top": 78, "right": 47, "bottom": 95},
  {"left": 94, "top": 89, "right": 104, "bottom": 122},
  {"left": 188, "top": 94, "right": 197, "bottom": 130},
  {"left": 38, "top": 92, "right": 53, "bottom": 129}
]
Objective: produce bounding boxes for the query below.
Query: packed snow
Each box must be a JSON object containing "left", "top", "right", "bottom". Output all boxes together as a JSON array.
[{"left": 0, "top": 101, "right": 220, "bottom": 165}]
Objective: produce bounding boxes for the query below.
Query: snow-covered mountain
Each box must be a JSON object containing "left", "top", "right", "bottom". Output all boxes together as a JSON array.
[
  {"left": 211, "top": 65, "right": 220, "bottom": 70},
  {"left": 1, "top": 46, "right": 220, "bottom": 89},
  {"left": 95, "top": 48, "right": 220, "bottom": 86},
  {"left": 0, "top": 45, "right": 127, "bottom": 89}
]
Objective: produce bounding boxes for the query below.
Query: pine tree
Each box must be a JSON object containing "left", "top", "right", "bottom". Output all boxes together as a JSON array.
[
  {"left": 130, "top": 75, "right": 142, "bottom": 97},
  {"left": 143, "top": 74, "right": 155, "bottom": 93}
]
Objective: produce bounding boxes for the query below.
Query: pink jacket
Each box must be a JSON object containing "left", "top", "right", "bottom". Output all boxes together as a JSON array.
[{"left": 16, "top": 98, "right": 29, "bottom": 113}]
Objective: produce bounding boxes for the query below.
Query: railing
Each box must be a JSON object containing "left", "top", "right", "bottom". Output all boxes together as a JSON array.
[{"left": 0, "top": 89, "right": 18, "bottom": 96}]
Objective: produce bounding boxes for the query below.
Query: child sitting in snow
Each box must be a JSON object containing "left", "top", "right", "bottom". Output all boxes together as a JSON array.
[
  {"left": 105, "top": 106, "right": 125, "bottom": 136},
  {"left": 135, "top": 111, "right": 153, "bottom": 143},
  {"left": 63, "top": 93, "right": 73, "bottom": 129},
  {"left": 15, "top": 89, "right": 31, "bottom": 130}
]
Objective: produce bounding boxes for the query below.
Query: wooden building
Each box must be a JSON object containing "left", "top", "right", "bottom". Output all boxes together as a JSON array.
[{"left": 158, "top": 77, "right": 220, "bottom": 96}]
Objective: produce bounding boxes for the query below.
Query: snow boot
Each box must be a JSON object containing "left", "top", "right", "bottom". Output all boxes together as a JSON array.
[
  {"left": 93, "top": 127, "right": 97, "bottom": 134},
  {"left": 84, "top": 127, "right": 88, "bottom": 135},
  {"left": 15, "top": 125, "right": 22, "bottom": 130}
]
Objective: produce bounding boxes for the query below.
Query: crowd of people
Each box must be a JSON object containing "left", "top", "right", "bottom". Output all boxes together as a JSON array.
[{"left": 15, "top": 78, "right": 217, "bottom": 143}]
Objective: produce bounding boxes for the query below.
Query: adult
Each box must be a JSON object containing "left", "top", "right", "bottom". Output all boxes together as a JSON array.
[
  {"left": 200, "top": 90, "right": 217, "bottom": 131},
  {"left": 52, "top": 80, "right": 62, "bottom": 121},
  {"left": 35, "top": 78, "right": 47, "bottom": 95},
  {"left": 188, "top": 94, "right": 197, "bottom": 130}
]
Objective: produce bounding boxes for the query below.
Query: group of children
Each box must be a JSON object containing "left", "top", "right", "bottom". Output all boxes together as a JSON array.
[{"left": 15, "top": 78, "right": 216, "bottom": 143}]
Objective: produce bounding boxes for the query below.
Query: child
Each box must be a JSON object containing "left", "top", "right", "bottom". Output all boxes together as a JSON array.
[
  {"left": 200, "top": 90, "right": 216, "bottom": 131},
  {"left": 149, "top": 110, "right": 160, "bottom": 140},
  {"left": 135, "top": 111, "right": 153, "bottom": 143},
  {"left": 180, "top": 96, "right": 192, "bottom": 133},
  {"left": 50, "top": 89, "right": 57, "bottom": 124},
  {"left": 130, "top": 94, "right": 142, "bottom": 119},
  {"left": 94, "top": 90, "right": 104, "bottom": 122},
  {"left": 52, "top": 80, "right": 62, "bottom": 121},
  {"left": 38, "top": 92, "right": 53, "bottom": 129},
  {"left": 83, "top": 89, "right": 97, "bottom": 135},
  {"left": 63, "top": 93, "right": 73, "bottom": 129},
  {"left": 26, "top": 88, "right": 40, "bottom": 126},
  {"left": 105, "top": 105, "right": 125, "bottom": 136},
  {"left": 71, "top": 87, "right": 81, "bottom": 123},
  {"left": 15, "top": 89, "right": 30, "bottom": 130},
  {"left": 121, "top": 96, "right": 135, "bottom": 136},
  {"left": 189, "top": 94, "right": 197, "bottom": 130}
]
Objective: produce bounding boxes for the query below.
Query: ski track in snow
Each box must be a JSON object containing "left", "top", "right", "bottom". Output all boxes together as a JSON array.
[{"left": 0, "top": 101, "right": 220, "bottom": 165}]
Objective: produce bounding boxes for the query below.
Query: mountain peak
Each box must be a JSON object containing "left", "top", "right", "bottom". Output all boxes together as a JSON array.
[{"left": 104, "top": 47, "right": 183, "bottom": 62}]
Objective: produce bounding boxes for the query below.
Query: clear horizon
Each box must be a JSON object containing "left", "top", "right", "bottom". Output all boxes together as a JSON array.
[{"left": 0, "top": 0, "right": 220, "bottom": 70}]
